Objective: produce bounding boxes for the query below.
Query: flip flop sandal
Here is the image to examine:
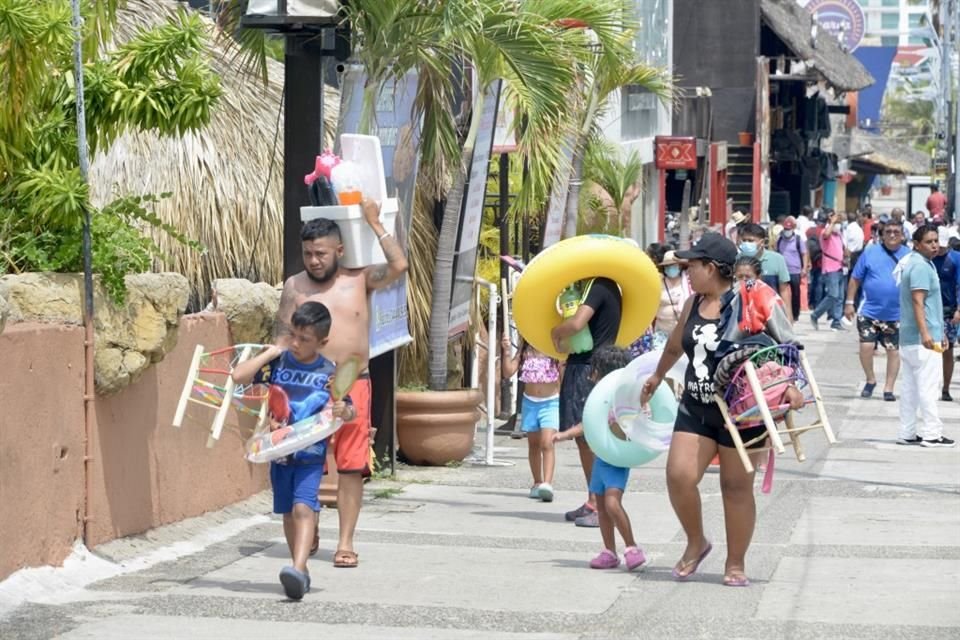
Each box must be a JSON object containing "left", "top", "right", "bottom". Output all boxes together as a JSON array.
[
  {"left": 723, "top": 573, "right": 751, "bottom": 587},
  {"left": 883, "top": 392, "right": 896, "bottom": 402},
  {"left": 860, "top": 382, "right": 876, "bottom": 398},
  {"left": 279, "top": 566, "right": 308, "bottom": 600},
  {"left": 334, "top": 549, "right": 359, "bottom": 568},
  {"left": 672, "top": 542, "right": 713, "bottom": 580}
]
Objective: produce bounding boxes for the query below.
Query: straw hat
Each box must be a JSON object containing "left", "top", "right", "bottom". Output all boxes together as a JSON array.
[
  {"left": 731, "top": 211, "right": 747, "bottom": 225},
  {"left": 660, "top": 250, "right": 683, "bottom": 266}
]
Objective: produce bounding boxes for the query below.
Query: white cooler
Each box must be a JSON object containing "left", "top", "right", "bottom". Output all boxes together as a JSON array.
[{"left": 300, "top": 134, "right": 399, "bottom": 269}]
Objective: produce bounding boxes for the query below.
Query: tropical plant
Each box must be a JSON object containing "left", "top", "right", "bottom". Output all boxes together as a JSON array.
[
  {"left": 546, "top": 1, "right": 672, "bottom": 239},
  {"left": 0, "top": 0, "right": 220, "bottom": 300},
  {"left": 581, "top": 138, "right": 643, "bottom": 235},
  {"left": 880, "top": 90, "right": 937, "bottom": 154},
  {"left": 213, "top": 0, "right": 671, "bottom": 390}
]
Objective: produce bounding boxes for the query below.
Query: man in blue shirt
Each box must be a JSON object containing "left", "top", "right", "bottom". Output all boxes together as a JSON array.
[
  {"left": 844, "top": 220, "right": 909, "bottom": 401},
  {"left": 932, "top": 227, "right": 960, "bottom": 401},
  {"left": 896, "top": 225, "right": 954, "bottom": 447}
]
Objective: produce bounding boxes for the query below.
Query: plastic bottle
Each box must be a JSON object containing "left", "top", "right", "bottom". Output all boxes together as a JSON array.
[
  {"left": 330, "top": 161, "right": 363, "bottom": 205},
  {"left": 558, "top": 285, "right": 593, "bottom": 354}
]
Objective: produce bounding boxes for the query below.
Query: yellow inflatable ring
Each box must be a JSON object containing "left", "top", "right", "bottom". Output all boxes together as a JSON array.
[{"left": 512, "top": 235, "right": 660, "bottom": 360}]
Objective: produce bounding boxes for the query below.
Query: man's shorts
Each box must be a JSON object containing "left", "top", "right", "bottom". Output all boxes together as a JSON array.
[
  {"left": 857, "top": 315, "right": 899, "bottom": 350},
  {"left": 521, "top": 394, "right": 560, "bottom": 432},
  {"left": 271, "top": 461, "right": 324, "bottom": 513},
  {"left": 588, "top": 457, "right": 630, "bottom": 495},
  {"left": 332, "top": 376, "right": 371, "bottom": 474},
  {"left": 559, "top": 362, "right": 593, "bottom": 432},
  {"left": 945, "top": 311, "right": 959, "bottom": 345}
]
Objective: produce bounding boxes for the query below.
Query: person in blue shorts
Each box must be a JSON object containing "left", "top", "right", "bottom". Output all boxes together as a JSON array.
[
  {"left": 501, "top": 337, "right": 560, "bottom": 501},
  {"left": 555, "top": 346, "right": 646, "bottom": 571},
  {"left": 933, "top": 227, "right": 960, "bottom": 401},
  {"left": 233, "top": 302, "right": 354, "bottom": 600}
]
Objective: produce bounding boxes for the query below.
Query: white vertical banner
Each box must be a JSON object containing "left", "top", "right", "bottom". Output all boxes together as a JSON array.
[
  {"left": 541, "top": 135, "right": 576, "bottom": 248},
  {"left": 448, "top": 80, "right": 502, "bottom": 336}
]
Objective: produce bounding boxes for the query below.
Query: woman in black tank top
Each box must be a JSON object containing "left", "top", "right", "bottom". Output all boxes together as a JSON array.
[{"left": 640, "top": 232, "right": 760, "bottom": 587}]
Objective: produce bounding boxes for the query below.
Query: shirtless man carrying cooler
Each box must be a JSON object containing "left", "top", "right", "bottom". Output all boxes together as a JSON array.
[{"left": 274, "top": 199, "right": 408, "bottom": 568}]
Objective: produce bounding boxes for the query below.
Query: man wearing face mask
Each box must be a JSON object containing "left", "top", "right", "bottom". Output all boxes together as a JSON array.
[
  {"left": 810, "top": 209, "right": 846, "bottom": 331},
  {"left": 775, "top": 216, "right": 809, "bottom": 322},
  {"left": 737, "top": 223, "right": 792, "bottom": 322}
]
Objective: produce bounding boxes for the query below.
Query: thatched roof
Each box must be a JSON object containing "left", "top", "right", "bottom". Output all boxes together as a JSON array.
[
  {"left": 846, "top": 128, "right": 931, "bottom": 176},
  {"left": 760, "top": 0, "right": 874, "bottom": 92},
  {"left": 90, "top": 0, "right": 339, "bottom": 308}
]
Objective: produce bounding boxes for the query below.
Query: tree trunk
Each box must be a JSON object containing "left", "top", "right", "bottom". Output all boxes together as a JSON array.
[
  {"left": 426, "top": 92, "right": 485, "bottom": 390},
  {"left": 561, "top": 142, "right": 585, "bottom": 239},
  {"left": 561, "top": 86, "right": 601, "bottom": 240}
]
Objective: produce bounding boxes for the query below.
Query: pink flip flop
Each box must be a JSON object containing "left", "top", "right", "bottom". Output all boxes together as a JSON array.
[
  {"left": 723, "top": 573, "right": 751, "bottom": 587},
  {"left": 672, "top": 542, "right": 712, "bottom": 580}
]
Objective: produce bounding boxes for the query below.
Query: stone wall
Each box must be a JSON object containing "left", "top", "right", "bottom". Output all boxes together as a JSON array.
[
  {"left": 0, "top": 275, "right": 281, "bottom": 581},
  {"left": 0, "top": 324, "right": 86, "bottom": 581},
  {"left": 0, "top": 274, "right": 281, "bottom": 393},
  {"left": 0, "top": 273, "right": 188, "bottom": 393}
]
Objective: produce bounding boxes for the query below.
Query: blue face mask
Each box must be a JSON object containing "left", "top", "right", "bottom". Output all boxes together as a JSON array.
[
  {"left": 663, "top": 265, "right": 681, "bottom": 279},
  {"left": 739, "top": 241, "right": 759, "bottom": 257}
]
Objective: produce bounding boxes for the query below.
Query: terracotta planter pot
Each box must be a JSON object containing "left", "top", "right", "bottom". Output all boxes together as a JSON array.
[
  {"left": 396, "top": 389, "right": 483, "bottom": 465},
  {"left": 738, "top": 132, "right": 753, "bottom": 146}
]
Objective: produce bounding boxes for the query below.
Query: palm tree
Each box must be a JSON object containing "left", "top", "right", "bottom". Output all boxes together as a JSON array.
[
  {"left": 582, "top": 138, "right": 643, "bottom": 235},
  {"left": 540, "top": 0, "right": 671, "bottom": 239},
  {"left": 206, "top": 0, "right": 671, "bottom": 388}
]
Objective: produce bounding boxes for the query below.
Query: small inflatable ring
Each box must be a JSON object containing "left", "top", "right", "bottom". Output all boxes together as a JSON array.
[{"left": 512, "top": 234, "right": 661, "bottom": 359}]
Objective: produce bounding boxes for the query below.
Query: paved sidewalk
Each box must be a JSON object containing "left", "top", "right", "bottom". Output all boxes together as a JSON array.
[{"left": 1, "top": 320, "right": 959, "bottom": 639}]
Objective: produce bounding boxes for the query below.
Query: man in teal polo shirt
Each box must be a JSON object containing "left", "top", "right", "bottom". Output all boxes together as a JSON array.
[
  {"left": 738, "top": 223, "right": 792, "bottom": 322},
  {"left": 844, "top": 220, "right": 909, "bottom": 401},
  {"left": 897, "top": 224, "right": 954, "bottom": 448}
]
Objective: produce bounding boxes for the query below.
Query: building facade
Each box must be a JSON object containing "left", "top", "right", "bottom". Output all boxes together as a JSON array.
[{"left": 597, "top": 0, "right": 674, "bottom": 246}]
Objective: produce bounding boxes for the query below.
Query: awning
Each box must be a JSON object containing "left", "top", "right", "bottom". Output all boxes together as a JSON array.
[
  {"left": 760, "top": 0, "right": 874, "bottom": 92},
  {"left": 842, "top": 129, "right": 931, "bottom": 176}
]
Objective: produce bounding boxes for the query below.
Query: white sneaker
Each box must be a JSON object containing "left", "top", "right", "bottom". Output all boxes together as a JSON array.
[
  {"left": 537, "top": 483, "right": 554, "bottom": 502},
  {"left": 920, "top": 437, "right": 956, "bottom": 448}
]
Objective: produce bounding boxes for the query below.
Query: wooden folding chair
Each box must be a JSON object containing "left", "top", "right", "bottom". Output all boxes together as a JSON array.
[
  {"left": 714, "top": 344, "right": 837, "bottom": 473},
  {"left": 172, "top": 344, "right": 269, "bottom": 448}
]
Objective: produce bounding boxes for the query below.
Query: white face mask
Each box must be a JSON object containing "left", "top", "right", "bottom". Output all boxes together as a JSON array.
[{"left": 782, "top": 229, "right": 794, "bottom": 238}]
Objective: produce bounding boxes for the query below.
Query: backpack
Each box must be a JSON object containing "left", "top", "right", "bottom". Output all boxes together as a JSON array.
[
  {"left": 806, "top": 233, "right": 822, "bottom": 263},
  {"left": 777, "top": 234, "right": 802, "bottom": 258}
]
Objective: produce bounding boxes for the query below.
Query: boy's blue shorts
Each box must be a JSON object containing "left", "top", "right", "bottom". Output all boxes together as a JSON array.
[
  {"left": 270, "top": 461, "right": 324, "bottom": 513},
  {"left": 589, "top": 457, "right": 630, "bottom": 495}
]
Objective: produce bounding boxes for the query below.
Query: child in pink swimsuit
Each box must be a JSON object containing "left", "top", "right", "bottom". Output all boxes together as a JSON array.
[{"left": 502, "top": 336, "right": 561, "bottom": 501}]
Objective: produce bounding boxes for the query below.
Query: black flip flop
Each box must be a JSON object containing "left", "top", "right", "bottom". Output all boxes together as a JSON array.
[
  {"left": 883, "top": 392, "right": 896, "bottom": 402},
  {"left": 861, "top": 382, "right": 876, "bottom": 398}
]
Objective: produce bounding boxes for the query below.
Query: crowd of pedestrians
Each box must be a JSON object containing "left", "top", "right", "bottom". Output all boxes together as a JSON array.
[{"left": 728, "top": 200, "right": 959, "bottom": 449}]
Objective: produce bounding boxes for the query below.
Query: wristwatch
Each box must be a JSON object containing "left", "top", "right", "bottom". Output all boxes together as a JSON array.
[{"left": 844, "top": 300, "right": 855, "bottom": 305}]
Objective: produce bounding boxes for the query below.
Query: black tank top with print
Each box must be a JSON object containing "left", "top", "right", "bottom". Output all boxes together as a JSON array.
[{"left": 681, "top": 295, "right": 723, "bottom": 406}]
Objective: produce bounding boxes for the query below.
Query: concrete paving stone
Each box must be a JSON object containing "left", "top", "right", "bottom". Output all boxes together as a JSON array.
[
  {"left": 54, "top": 615, "right": 579, "bottom": 640},
  {"left": 174, "top": 540, "right": 638, "bottom": 614},
  {"left": 819, "top": 446, "right": 960, "bottom": 489},
  {"left": 756, "top": 557, "right": 960, "bottom": 627},
  {"left": 791, "top": 496, "right": 960, "bottom": 547},
  {"left": 354, "top": 483, "right": 684, "bottom": 544}
]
